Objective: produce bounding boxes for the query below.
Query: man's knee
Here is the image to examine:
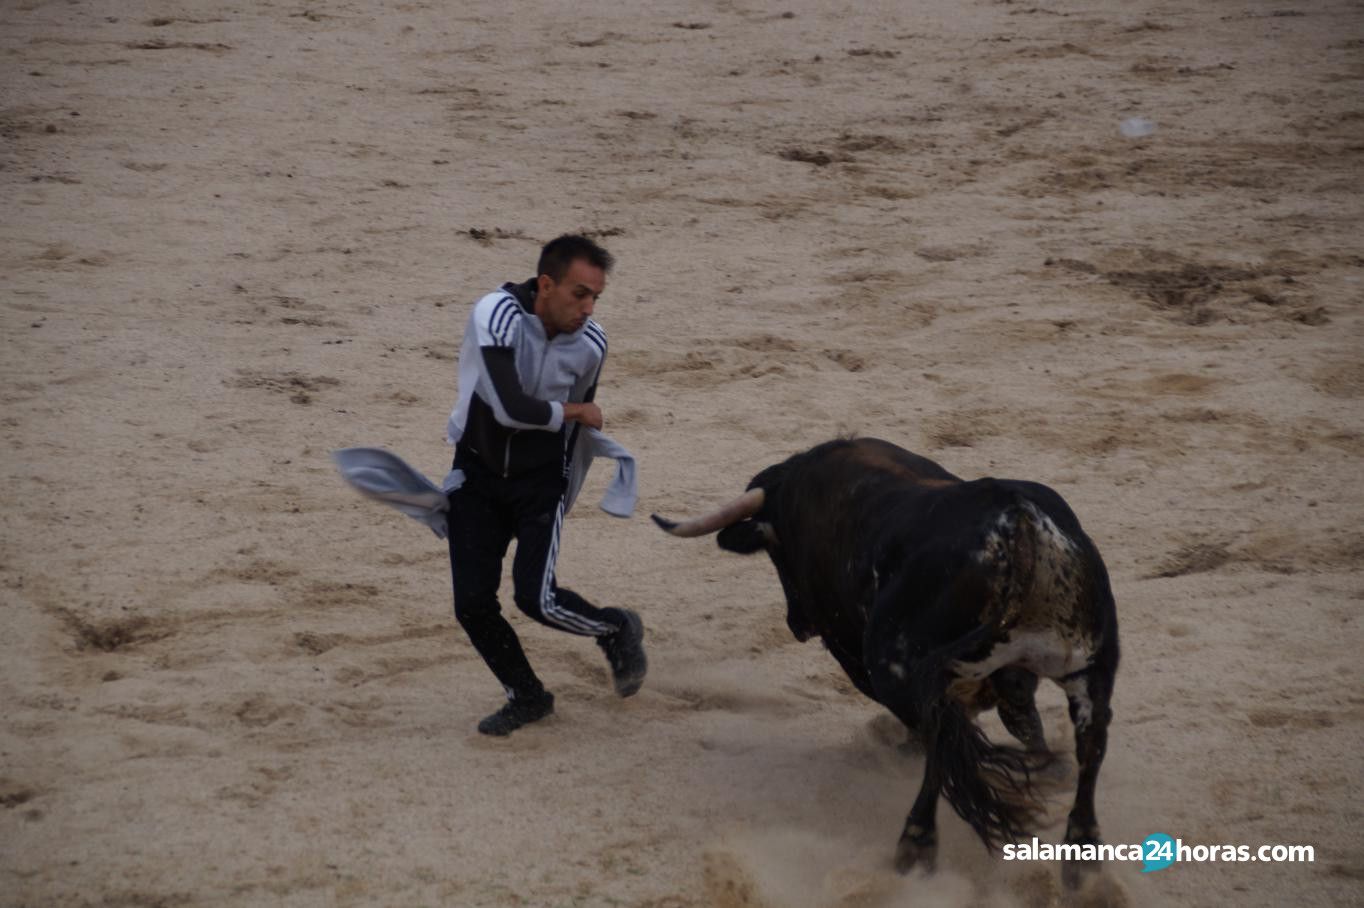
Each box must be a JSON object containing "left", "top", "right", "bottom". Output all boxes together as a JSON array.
[
  {"left": 511, "top": 589, "right": 547, "bottom": 621},
  {"left": 454, "top": 594, "right": 501, "bottom": 631}
]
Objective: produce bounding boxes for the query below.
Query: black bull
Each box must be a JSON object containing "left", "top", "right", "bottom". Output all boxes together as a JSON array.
[{"left": 653, "top": 438, "right": 1119, "bottom": 884}]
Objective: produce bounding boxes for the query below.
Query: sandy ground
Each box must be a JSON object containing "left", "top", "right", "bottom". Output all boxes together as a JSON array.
[{"left": 3, "top": 0, "right": 1363, "bottom": 905}]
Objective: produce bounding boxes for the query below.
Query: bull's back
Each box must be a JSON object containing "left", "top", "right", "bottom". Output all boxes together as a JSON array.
[
  {"left": 767, "top": 441, "right": 1115, "bottom": 661},
  {"left": 850, "top": 475, "right": 1114, "bottom": 657}
]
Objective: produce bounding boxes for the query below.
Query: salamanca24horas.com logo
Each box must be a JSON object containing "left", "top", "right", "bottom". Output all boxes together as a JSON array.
[{"left": 1002, "top": 833, "right": 1314, "bottom": 872}]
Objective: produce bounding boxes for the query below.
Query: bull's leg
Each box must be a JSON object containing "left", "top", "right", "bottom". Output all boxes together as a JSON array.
[
  {"left": 868, "top": 677, "right": 940, "bottom": 872},
  {"left": 865, "top": 621, "right": 939, "bottom": 874},
  {"left": 894, "top": 757, "right": 940, "bottom": 874},
  {"left": 991, "top": 666, "right": 1047, "bottom": 754},
  {"left": 826, "top": 639, "right": 879, "bottom": 701},
  {"left": 1060, "top": 665, "right": 1114, "bottom": 889}
]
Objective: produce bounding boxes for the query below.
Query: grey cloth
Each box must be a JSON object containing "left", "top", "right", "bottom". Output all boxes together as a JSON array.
[
  {"left": 567, "top": 428, "right": 637, "bottom": 517},
  {"left": 333, "top": 430, "right": 637, "bottom": 538},
  {"left": 331, "top": 447, "right": 452, "bottom": 538}
]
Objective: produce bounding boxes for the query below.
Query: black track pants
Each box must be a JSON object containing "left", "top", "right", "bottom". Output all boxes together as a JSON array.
[{"left": 447, "top": 449, "right": 624, "bottom": 699}]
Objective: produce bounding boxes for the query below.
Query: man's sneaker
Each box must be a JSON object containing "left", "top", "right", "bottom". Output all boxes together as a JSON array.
[
  {"left": 476, "top": 691, "right": 554, "bottom": 736},
  {"left": 598, "top": 609, "right": 647, "bottom": 697}
]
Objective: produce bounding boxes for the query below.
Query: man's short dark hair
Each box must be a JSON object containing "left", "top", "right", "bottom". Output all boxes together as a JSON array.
[{"left": 537, "top": 234, "right": 614, "bottom": 282}]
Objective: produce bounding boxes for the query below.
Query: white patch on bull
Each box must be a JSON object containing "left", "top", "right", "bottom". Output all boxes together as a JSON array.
[
  {"left": 975, "top": 499, "right": 1092, "bottom": 633},
  {"left": 951, "top": 630, "right": 1094, "bottom": 683},
  {"left": 1064, "top": 676, "right": 1093, "bottom": 730},
  {"left": 980, "top": 503, "right": 1077, "bottom": 555},
  {"left": 974, "top": 513, "right": 1013, "bottom": 566},
  {"left": 888, "top": 661, "right": 906, "bottom": 680},
  {"left": 974, "top": 530, "right": 1001, "bottom": 565},
  {"left": 1025, "top": 503, "right": 1078, "bottom": 553}
]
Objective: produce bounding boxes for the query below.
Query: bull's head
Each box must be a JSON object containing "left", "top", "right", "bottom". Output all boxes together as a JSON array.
[{"left": 653, "top": 462, "right": 819, "bottom": 641}]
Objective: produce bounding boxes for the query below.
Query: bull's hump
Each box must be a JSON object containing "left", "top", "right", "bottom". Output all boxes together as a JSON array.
[{"left": 846, "top": 441, "right": 961, "bottom": 487}]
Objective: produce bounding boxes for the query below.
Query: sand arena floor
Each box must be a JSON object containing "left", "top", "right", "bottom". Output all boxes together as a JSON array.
[{"left": 2, "top": 1, "right": 1361, "bottom": 905}]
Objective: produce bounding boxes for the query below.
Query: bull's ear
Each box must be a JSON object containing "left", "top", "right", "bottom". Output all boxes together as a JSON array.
[{"left": 717, "top": 520, "right": 768, "bottom": 554}]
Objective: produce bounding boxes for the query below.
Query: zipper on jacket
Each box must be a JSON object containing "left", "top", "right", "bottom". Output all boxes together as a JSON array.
[
  {"left": 506, "top": 335, "right": 554, "bottom": 478},
  {"left": 529, "top": 338, "right": 553, "bottom": 397}
]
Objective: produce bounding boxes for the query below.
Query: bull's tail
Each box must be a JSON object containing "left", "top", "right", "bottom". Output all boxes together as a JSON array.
[
  {"left": 914, "top": 630, "right": 1053, "bottom": 849},
  {"left": 919, "top": 495, "right": 1060, "bottom": 847}
]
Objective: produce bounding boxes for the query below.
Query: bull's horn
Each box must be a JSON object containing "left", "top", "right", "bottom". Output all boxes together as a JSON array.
[{"left": 651, "top": 488, "right": 765, "bottom": 538}]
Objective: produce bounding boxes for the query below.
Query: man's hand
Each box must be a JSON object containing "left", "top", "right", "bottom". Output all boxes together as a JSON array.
[{"left": 564, "top": 402, "right": 603, "bottom": 430}]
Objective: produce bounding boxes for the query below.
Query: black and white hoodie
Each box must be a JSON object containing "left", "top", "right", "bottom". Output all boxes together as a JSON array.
[{"left": 444, "top": 278, "right": 606, "bottom": 477}]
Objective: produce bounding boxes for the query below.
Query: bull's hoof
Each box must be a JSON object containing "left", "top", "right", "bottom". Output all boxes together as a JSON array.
[
  {"left": 1061, "top": 832, "right": 1103, "bottom": 890},
  {"left": 1062, "top": 857, "right": 1100, "bottom": 890},
  {"left": 893, "top": 830, "right": 937, "bottom": 875}
]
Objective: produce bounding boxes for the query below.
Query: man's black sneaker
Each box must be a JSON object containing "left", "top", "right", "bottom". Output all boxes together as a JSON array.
[
  {"left": 476, "top": 691, "right": 555, "bottom": 736},
  {"left": 598, "top": 609, "right": 647, "bottom": 698}
]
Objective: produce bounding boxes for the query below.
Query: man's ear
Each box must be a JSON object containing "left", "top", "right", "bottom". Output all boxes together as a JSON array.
[
  {"left": 536, "top": 273, "right": 555, "bottom": 297},
  {"left": 717, "top": 520, "right": 769, "bottom": 554}
]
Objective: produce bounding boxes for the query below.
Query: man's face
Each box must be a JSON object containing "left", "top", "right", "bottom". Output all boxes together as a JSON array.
[{"left": 536, "top": 258, "right": 605, "bottom": 337}]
